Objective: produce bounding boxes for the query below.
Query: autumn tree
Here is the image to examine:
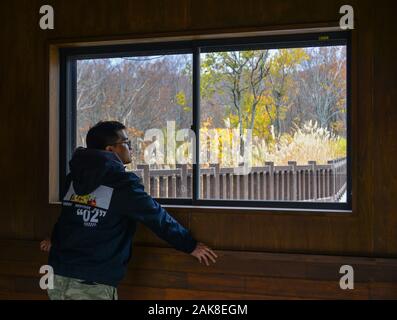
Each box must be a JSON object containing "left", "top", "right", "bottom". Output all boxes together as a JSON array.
[
  {"left": 76, "top": 54, "right": 192, "bottom": 168},
  {"left": 295, "top": 46, "right": 346, "bottom": 135},
  {"left": 265, "top": 48, "right": 309, "bottom": 141},
  {"left": 201, "top": 50, "right": 271, "bottom": 155}
]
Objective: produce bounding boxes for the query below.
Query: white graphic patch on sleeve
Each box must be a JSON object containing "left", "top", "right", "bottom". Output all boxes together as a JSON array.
[{"left": 63, "top": 183, "right": 114, "bottom": 210}]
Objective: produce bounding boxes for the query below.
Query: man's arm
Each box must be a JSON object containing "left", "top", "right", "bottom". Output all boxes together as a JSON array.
[{"left": 120, "top": 180, "right": 217, "bottom": 265}]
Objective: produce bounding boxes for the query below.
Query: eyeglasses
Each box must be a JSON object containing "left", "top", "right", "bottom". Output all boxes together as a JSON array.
[{"left": 112, "top": 139, "right": 132, "bottom": 149}]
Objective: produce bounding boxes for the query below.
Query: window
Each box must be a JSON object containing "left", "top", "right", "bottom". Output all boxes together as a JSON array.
[
  {"left": 60, "top": 31, "right": 352, "bottom": 210},
  {"left": 75, "top": 54, "right": 193, "bottom": 199}
]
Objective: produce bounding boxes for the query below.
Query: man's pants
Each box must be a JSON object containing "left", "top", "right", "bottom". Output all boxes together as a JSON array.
[{"left": 47, "top": 274, "right": 118, "bottom": 300}]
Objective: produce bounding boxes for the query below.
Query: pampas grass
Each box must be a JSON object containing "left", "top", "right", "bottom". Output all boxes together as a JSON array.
[{"left": 252, "top": 120, "right": 346, "bottom": 166}]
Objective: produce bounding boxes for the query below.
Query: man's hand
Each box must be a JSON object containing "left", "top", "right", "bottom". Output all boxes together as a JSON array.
[
  {"left": 40, "top": 238, "right": 52, "bottom": 252},
  {"left": 190, "top": 242, "right": 218, "bottom": 266}
]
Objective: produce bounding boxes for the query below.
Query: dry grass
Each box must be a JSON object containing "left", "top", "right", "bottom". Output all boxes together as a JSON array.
[{"left": 252, "top": 120, "right": 346, "bottom": 166}]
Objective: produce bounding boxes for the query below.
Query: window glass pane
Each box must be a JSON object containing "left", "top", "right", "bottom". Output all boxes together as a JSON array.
[
  {"left": 76, "top": 54, "right": 193, "bottom": 199},
  {"left": 199, "top": 46, "right": 347, "bottom": 203}
]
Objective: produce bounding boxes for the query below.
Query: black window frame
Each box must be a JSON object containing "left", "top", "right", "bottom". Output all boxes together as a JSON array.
[{"left": 59, "top": 31, "right": 352, "bottom": 211}]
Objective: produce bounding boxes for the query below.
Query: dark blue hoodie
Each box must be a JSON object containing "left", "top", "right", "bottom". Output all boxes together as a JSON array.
[{"left": 48, "top": 147, "right": 197, "bottom": 287}]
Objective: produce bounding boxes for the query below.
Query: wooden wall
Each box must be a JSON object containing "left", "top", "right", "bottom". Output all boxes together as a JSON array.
[{"left": 0, "top": 0, "right": 396, "bottom": 299}]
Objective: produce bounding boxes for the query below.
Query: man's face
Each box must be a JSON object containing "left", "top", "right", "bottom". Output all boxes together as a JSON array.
[{"left": 105, "top": 129, "right": 132, "bottom": 165}]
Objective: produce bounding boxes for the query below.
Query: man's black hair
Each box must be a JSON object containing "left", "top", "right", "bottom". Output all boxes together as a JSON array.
[{"left": 86, "top": 121, "right": 126, "bottom": 150}]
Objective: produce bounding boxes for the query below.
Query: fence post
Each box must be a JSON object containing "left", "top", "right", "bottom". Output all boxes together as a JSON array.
[
  {"left": 240, "top": 173, "right": 248, "bottom": 200},
  {"left": 254, "top": 171, "right": 260, "bottom": 200},
  {"left": 279, "top": 170, "right": 286, "bottom": 200},
  {"left": 153, "top": 177, "right": 159, "bottom": 198},
  {"left": 265, "top": 162, "right": 274, "bottom": 201},
  {"left": 288, "top": 161, "right": 297, "bottom": 201},
  {"left": 328, "top": 160, "right": 336, "bottom": 201},
  {"left": 137, "top": 164, "right": 150, "bottom": 192},
  {"left": 168, "top": 175, "right": 176, "bottom": 198},
  {"left": 150, "top": 177, "right": 155, "bottom": 196},
  {"left": 210, "top": 164, "right": 220, "bottom": 200},
  {"left": 325, "top": 169, "right": 331, "bottom": 198},
  {"left": 233, "top": 174, "right": 239, "bottom": 199},
  {"left": 228, "top": 173, "right": 233, "bottom": 200},
  {"left": 176, "top": 164, "right": 188, "bottom": 198},
  {"left": 248, "top": 172, "right": 253, "bottom": 200},
  {"left": 219, "top": 173, "right": 225, "bottom": 200},
  {"left": 159, "top": 176, "right": 166, "bottom": 198},
  {"left": 342, "top": 158, "right": 347, "bottom": 196},
  {"left": 206, "top": 171, "right": 211, "bottom": 199},
  {"left": 187, "top": 170, "right": 192, "bottom": 198},
  {"left": 308, "top": 161, "right": 317, "bottom": 201},
  {"left": 259, "top": 170, "right": 265, "bottom": 200}
]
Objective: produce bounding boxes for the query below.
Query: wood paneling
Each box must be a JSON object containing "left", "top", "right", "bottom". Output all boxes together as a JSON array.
[
  {"left": 0, "top": 241, "right": 396, "bottom": 300},
  {"left": 0, "top": 0, "right": 396, "bottom": 299},
  {"left": 0, "top": 0, "right": 388, "bottom": 254},
  {"left": 373, "top": 0, "right": 397, "bottom": 256}
]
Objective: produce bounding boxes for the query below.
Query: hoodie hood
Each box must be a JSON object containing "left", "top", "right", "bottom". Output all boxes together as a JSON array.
[{"left": 69, "top": 147, "right": 135, "bottom": 195}]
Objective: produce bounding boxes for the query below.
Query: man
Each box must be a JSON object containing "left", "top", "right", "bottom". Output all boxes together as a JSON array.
[{"left": 41, "top": 121, "right": 217, "bottom": 300}]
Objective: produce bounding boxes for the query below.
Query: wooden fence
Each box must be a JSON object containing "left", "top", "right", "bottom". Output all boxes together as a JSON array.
[{"left": 131, "top": 158, "right": 347, "bottom": 202}]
